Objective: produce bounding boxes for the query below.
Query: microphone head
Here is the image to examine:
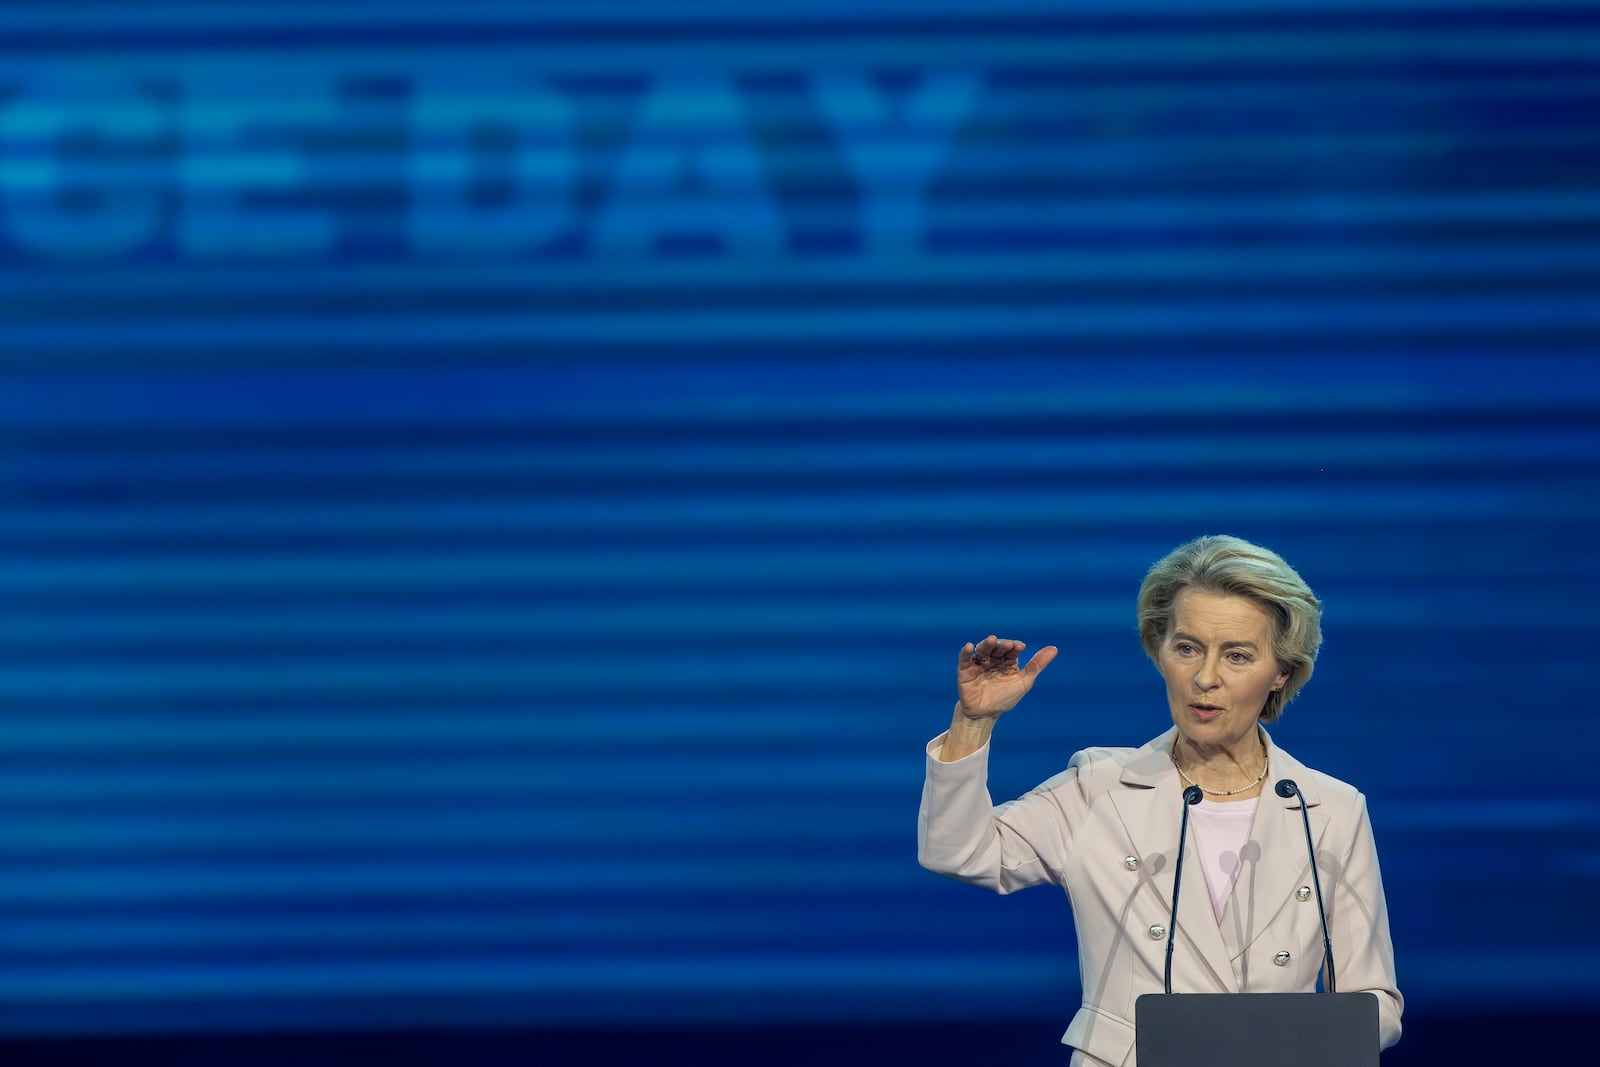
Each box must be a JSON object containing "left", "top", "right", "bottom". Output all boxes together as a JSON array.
[
  {"left": 1274, "top": 779, "right": 1299, "bottom": 798},
  {"left": 1182, "top": 785, "right": 1203, "bottom": 805}
]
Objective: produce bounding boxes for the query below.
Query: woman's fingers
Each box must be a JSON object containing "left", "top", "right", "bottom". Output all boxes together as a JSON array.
[
  {"left": 956, "top": 635, "right": 1053, "bottom": 719},
  {"left": 962, "top": 635, "right": 1032, "bottom": 669},
  {"left": 1021, "top": 645, "right": 1059, "bottom": 678}
]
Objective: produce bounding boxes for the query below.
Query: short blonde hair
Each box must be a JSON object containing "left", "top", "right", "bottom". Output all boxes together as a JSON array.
[{"left": 1136, "top": 535, "right": 1322, "bottom": 722}]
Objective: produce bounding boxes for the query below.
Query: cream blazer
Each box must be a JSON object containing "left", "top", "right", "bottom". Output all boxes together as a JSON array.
[{"left": 918, "top": 725, "right": 1403, "bottom": 1066}]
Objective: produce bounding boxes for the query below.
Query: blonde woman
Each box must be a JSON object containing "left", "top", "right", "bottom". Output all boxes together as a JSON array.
[{"left": 919, "top": 535, "right": 1402, "bottom": 1066}]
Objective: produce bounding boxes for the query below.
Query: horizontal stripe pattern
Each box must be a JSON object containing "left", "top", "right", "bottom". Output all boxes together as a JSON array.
[{"left": 0, "top": 0, "right": 1596, "bottom": 1040}]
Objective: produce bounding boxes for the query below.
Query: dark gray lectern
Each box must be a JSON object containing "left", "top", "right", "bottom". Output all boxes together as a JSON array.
[{"left": 1135, "top": 991, "right": 1378, "bottom": 1066}]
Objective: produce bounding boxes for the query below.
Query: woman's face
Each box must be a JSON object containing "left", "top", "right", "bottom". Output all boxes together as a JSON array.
[{"left": 1159, "top": 588, "right": 1289, "bottom": 755}]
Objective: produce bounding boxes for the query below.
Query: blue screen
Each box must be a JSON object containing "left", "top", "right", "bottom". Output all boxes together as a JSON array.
[{"left": 1, "top": 0, "right": 1597, "bottom": 1049}]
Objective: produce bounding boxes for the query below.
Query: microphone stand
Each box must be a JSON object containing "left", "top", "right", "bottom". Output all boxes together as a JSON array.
[
  {"left": 1275, "top": 779, "right": 1336, "bottom": 992},
  {"left": 1163, "top": 784, "right": 1204, "bottom": 995}
]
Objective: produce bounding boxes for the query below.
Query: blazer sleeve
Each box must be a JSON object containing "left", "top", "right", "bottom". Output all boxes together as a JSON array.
[
  {"left": 916, "top": 732, "right": 1091, "bottom": 895},
  {"left": 1329, "top": 791, "right": 1405, "bottom": 1050}
]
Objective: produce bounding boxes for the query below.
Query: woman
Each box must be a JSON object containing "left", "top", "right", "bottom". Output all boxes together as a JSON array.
[{"left": 918, "top": 535, "right": 1402, "bottom": 1065}]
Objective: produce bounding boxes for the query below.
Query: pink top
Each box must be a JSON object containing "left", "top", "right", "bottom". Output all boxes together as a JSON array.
[{"left": 1188, "top": 797, "right": 1259, "bottom": 922}]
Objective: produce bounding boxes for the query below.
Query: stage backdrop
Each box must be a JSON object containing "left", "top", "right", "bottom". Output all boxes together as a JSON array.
[{"left": 1, "top": 0, "right": 1598, "bottom": 1049}]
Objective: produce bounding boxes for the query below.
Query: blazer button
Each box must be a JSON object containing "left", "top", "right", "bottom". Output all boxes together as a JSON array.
[
  {"left": 1273, "top": 951, "right": 1292, "bottom": 966},
  {"left": 1296, "top": 886, "right": 1312, "bottom": 902},
  {"left": 1148, "top": 924, "right": 1167, "bottom": 940},
  {"left": 1123, "top": 856, "right": 1140, "bottom": 871}
]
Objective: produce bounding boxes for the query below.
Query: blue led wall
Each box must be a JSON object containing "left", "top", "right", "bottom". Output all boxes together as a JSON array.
[{"left": 1, "top": 0, "right": 1598, "bottom": 1050}]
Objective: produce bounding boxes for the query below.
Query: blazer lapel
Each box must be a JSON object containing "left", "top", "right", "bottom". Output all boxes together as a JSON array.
[
  {"left": 1218, "top": 731, "right": 1330, "bottom": 964},
  {"left": 1108, "top": 728, "right": 1233, "bottom": 993}
]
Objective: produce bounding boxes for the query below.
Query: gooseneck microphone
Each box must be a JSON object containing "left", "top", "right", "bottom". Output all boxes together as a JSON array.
[
  {"left": 1276, "top": 779, "right": 1337, "bottom": 993},
  {"left": 1163, "top": 784, "right": 1204, "bottom": 995}
]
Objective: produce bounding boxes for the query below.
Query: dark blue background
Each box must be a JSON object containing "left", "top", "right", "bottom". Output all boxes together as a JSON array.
[{"left": 1, "top": 1, "right": 1597, "bottom": 1062}]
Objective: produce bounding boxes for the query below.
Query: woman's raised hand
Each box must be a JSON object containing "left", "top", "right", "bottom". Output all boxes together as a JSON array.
[{"left": 955, "top": 635, "right": 1058, "bottom": 721}]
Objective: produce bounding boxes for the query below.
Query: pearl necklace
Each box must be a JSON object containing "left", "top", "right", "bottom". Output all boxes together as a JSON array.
[{"left": 1173, "top": 738, "right": 1269, "bottom": 797}]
